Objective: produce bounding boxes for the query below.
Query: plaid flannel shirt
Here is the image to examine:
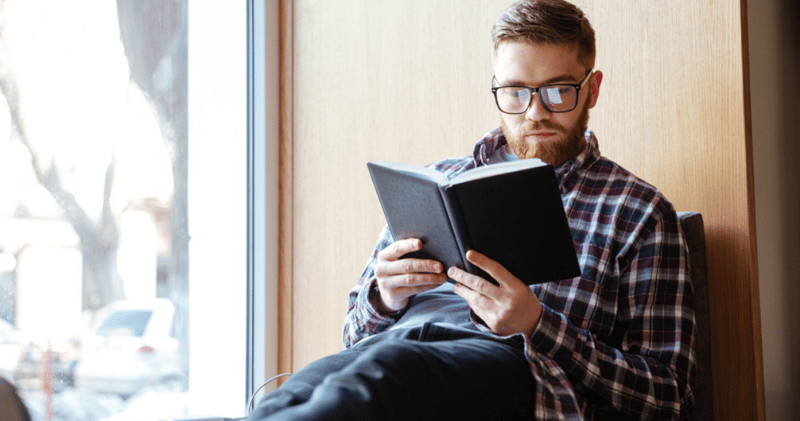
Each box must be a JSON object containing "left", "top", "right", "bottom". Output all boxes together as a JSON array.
[{"left": 344, "top": 128, "right": 696, "bottom": 420}]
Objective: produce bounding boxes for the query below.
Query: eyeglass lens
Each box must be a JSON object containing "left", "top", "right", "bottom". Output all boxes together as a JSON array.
[{"left": 496, "top": 85, "right": 578, "bottom": 113}]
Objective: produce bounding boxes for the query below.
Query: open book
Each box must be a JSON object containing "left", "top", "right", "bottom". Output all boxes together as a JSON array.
[{"left": 367, "top": 159, "right": 580, "bottom": 286}]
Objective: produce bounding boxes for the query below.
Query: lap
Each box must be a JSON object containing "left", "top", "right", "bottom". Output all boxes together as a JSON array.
[{"left": 255, "top": 324, "right": 536, "bottom": 421}]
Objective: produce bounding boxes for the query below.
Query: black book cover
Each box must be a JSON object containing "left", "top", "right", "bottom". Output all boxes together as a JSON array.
[{"left": 367, "top": 160, "right": 580, "bottom": 285}]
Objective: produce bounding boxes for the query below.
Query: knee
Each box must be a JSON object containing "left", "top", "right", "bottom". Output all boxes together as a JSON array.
[
  {"left": 361, "top": 339, "right": 426, "bottom": 366},
  {"left": 337, "top": 339, "right": 432, "bottom": 386}
]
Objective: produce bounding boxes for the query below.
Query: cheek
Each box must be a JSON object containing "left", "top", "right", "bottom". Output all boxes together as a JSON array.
[
  {"left": 550, "top": 114, "right": 574, "bottom": 131},
  {"left": 551, "top": 113, "right": 584, "bottom": 134},
  {"left": 501, "top": 114, "right": 525, "bottom": 133}
]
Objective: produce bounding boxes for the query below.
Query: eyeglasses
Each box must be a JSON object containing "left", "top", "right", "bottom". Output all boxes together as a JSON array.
[{"left": 491, "top": 69, "right": 593, "bottom": 114}]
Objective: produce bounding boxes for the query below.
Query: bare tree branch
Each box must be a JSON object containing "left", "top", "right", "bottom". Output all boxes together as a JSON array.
[{"left": 0, "top": 0, "right": 123, "bottom": 308}]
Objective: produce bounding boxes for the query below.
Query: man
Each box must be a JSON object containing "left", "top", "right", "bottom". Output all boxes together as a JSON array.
[{"left": 250, "top": 1, "right": 695, "bottom": 420}]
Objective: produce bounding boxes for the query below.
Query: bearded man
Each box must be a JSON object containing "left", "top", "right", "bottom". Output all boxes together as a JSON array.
[{"left": 249, "top": 1, "right": 696, "bottom": 420}]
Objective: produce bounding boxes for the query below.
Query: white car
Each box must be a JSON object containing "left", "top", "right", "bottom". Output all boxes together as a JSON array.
[{"left": 74, "top": 298, "right": 184, "bottom": 398}]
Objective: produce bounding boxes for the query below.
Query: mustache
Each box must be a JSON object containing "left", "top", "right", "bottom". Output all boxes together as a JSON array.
[{"left": 517, "top": 120, "right": 565, "bottom": 134}]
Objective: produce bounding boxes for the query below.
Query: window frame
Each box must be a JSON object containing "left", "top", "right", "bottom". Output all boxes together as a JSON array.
[
  {"left": 187, "top": 0, "right": 278, "bottom": 416},
  {"left": 246, "top": 0, "right": 279, "bottom": 407}
]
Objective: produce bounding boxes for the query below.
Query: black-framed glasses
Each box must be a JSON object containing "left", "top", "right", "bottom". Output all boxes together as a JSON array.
[{"left": 491, "top": 69, "right": 593, "bottom": 114}]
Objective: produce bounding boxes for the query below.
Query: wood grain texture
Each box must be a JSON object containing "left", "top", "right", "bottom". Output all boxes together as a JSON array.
[
  {"left": 286, "top": 0, "right": 507, "bottom": 369},
  {"left": 278, "top": 0, "right": 294, "bottom": 381},
  {"left": 279, "top": 1, "right": 764, "bottom": 419}
]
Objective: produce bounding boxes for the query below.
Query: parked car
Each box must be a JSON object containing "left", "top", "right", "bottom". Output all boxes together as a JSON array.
[
  {"left": 74, "top": 298, "right": 184, "bottom": 398},
  {"left": 0, "top": 319, "right": 22, "bottom": 381}
]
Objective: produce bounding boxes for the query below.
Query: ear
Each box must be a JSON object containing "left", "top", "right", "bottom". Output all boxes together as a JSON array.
[{"left": 587, "top": 70, "right": 603, "bottom": 109}]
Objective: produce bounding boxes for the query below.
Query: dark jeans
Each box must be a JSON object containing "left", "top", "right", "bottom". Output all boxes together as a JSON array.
[{"left": 248, "top": 323, "right": 537, "bottom": 421}]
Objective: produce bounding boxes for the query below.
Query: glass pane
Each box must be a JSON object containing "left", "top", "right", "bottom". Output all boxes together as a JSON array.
[
  {"left": 0, "top": 0, "right": 247, "bottom": 419},
  {"left": 95, "top": 310, "right": 153, "bottom": 338}
]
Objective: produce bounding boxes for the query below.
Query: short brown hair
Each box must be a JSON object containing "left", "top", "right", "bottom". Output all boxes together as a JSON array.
[{"left": 492, "top": 0, "right": 596, "bottom": 70}]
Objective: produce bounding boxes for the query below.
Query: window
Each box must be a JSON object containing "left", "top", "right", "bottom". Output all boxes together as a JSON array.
[{"left": 0, "top": 0, "right": 276, "bottom": 419}]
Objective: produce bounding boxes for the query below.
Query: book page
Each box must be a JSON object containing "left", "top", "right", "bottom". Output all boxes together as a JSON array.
[
  {"left": 448, "top": 158, "right": 546, "bottom": 185},
  {"left": 371, "top": 161, "right": 449, "bottom": 185}
]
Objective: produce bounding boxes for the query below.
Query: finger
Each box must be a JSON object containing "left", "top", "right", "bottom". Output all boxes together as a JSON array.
[
  {"left": 379, "top": 271, "right": 447, "bottom": 289},
  {"left": 375, "top": 258, "right": 444, "bottom": 278},
  {"left": 377, "top": 272, "right": 447, "bottom": 311},
  {"left": 377, "top": 238, "right": 422, "bottom": 262},
  {"left": 391, "top": 276, "right": 448, "bottom": 293},
  {"left": 452, "top": 279, "right": 495, "bottom": 314},
  {"left": 447, "top": 266, "right": 496, "bottom": 298},
  {"left": 465, "top": 250, "right": 516, "bottom": 288}
]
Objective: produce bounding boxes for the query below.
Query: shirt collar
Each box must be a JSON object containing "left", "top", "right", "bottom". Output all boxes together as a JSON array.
[
  {"left": 555, "top": 130, "right": 600, "bottom": 192},
  {"left": 473, "top": 126, "right": 507, "bottom": 166}
]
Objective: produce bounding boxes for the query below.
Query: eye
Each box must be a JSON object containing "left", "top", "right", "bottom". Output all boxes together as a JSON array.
[
  {"left": 509, "top": 88, "right": 531, "bottom": 103},
  {"left": 543, "top": 87, "right": 564, "bottom": 104}
]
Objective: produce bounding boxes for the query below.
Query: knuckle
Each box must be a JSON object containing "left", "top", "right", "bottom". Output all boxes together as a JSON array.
[
  {"left": 396, "top": 238, "right": 417, "bottom": 254},
  {"left": 392, "top": 241, "right": 406, "bottom": 255},
  {"left": 485, "top": 259, "right": 501, "bottom": 273},
  {"left": 403, "top": 273, "right": 419, "bottom": 287},
  {"left": 474, "top": 279, "right": 490, "bottom": 295},
  {"left": 401, "top": 259, "right": 416, "bottom": 274}
]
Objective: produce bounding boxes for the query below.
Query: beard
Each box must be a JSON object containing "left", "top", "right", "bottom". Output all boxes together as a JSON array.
[{"left": 502, "top": 101, "right": 590, "bottom": 167}]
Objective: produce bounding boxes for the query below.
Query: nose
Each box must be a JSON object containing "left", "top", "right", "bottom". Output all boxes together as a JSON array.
[{"left": 525, "top": 92, "right": 551, "bottom": 121}]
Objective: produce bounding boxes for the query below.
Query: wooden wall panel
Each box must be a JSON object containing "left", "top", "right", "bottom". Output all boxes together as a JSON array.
[
  {"left": 280, "top": 1, "right": 764, "bottom": 419},
  {"left": 278, "top": 0, "right": 294, "bottom": 380},
  {"left": 285, "top": 0, "right": 507, "bottom": 369}
]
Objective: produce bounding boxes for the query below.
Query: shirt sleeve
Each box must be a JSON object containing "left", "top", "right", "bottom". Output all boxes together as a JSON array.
[
  {"left": 529, "top": 212, "right": 696, "bottom": 420},
  {"left": 342, "top": 157, "right": 478, "bottom": 348},
  {"left": 342, "top": 226, "right": 403, "bottom": 348}
]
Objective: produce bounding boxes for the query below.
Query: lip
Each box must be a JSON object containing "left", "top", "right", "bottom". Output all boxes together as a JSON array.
[{"left": 525, "top": 131, "right": 559, "bottom": 139}]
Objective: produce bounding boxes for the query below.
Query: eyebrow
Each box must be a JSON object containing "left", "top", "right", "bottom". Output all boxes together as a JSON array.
[{"left": 498, "top": 73, "right": 580, "bottom": 87}]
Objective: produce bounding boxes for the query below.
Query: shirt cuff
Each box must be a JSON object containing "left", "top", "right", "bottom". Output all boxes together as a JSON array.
[
  {"left": 528, "top": 304, "right": 578, "bottom": 362},
  {"left": 357, "top": 279, "right": 401, "bottom": 330}
]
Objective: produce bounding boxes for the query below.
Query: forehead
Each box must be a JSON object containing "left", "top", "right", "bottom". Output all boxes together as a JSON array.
[{"left": 493, "top": 41, "right": 585, "bottom": 85}]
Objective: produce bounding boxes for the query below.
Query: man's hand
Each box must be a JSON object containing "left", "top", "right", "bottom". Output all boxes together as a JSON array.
[
  {"left": 373, "top": 238, "right": 447, "bottom": 314},
  {"left": 449, "top": 250, "right": 542, "bottom": 337}
]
